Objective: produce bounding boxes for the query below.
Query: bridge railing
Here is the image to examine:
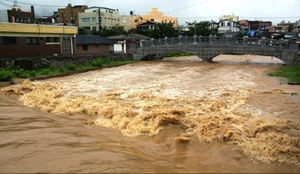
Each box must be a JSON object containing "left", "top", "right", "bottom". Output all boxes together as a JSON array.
[{"left": 140, "top": 35, "right": 291, "bottom": 49}]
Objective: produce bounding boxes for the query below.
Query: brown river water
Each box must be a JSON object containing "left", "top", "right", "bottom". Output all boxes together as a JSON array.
[{"left": 0, "top": 55, "right": 299, "bottom": 173}]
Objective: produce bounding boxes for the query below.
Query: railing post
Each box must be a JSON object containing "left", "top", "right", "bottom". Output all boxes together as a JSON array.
[
  {"left": 243, "top": 36, "right": 248, "bottom": 46},
  {"left": 164, "top": 37, "right": 168, "bottom": 45},
  {"left": 280, "top": 38, "right": 284, "bottom": 49},
  {"left": 193, "top": 35, "right": 197, "bottom": 44},
  {"left": 151, "top": 38, "right": 154, "bottom": 47},
  {"left": 209, "top": 34, "right": 213, "bottom": 45},
  {"left": 226, "top": 35, "right": 229, "bottom": 45},
  {"left": 261, "top": 37, "right": 265, "bottom": 47},
  {"left": 199, "top": 35, "right": 202, "bottom": 43},
  {"left": 158, "top": 38, "right": 161, "bottom": 45},
  {"left": 140, "top": 40, "right": 144, "bottom": 47},
  {"left": 178, "top": 35, "right": 182, "bottom": 45}
]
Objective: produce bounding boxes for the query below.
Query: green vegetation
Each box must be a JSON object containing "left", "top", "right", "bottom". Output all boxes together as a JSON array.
[
  {"left": 185, "top": 21, "right": 212, "bottom": 36},
  {"left": 163, "top": 52, "right": 194, "bottom": 57},
  {"left": 0, "top": 59, "right": 139, "bottom": 82},
  {"left": 268, "top": 65, "right": 300, "bottom": 83},
  {"left": 135, "top": 22, "right": 179, "bottom": 39}
]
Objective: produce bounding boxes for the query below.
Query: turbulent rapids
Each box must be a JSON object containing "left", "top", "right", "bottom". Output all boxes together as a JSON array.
[{"left": 1, "top": 55, "right": 300, "bottom": 170}]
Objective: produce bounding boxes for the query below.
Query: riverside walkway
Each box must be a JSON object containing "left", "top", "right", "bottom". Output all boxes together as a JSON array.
[{"left": 132, "top": 35, "right": 299, "bottom": 65}]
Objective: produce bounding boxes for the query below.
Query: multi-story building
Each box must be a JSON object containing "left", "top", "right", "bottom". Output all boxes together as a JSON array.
[
  {"left": 140, "top": 8, "right": 178, "bottom": 28},
  {"left": 0, "top": 5, "right": 35, "bottom": 23},
  {"left": 218, "top": 20, "right": 240, "bottom": 34},
  {"left": 238, "top": 20, "right": 272, "bottom": 36},
  {"left": 217, "top": 15, "right": 240, "bottom": 34},
  {"left": 119, "top": 8, "right": 178, "bottom": 31},
  {"left": 219, "top": 14, "right": 239, "bottom": 22},
  {"left": 78, "top": 7, "right": 121, "bottom": 31},
  {"left": 56, "top": 4, "right": 87, "bottom": 25}
]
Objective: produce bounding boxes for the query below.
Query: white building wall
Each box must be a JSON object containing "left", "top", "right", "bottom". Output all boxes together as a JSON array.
[
  {"left": 0, "top": 10, "right": 8, "bottom": 22},
  {"left": 78, "top": 7, "right": 121, "bottom": 31}
]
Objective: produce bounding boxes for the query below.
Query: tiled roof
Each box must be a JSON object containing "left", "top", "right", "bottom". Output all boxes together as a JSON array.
[
  {"left": 107, "top": 33, "right": 150, "bottom": 41},
  {"left": 76, "top": 35, "right": 115, "bottom": 45}
]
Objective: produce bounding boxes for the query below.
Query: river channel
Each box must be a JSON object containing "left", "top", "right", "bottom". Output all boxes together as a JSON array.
[{"left": 0, "top": 55, "right": 299, "bottom": 173}]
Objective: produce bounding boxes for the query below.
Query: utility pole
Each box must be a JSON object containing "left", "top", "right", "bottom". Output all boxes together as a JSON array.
[
  {"left": 98, "top": 8, "right": 102, "bottom": 36},
  {"left": 194, "top": 20, "right": 197, "bottom": 35}
]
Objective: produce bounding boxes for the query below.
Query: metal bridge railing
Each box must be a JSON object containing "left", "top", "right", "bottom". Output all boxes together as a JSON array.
[{"left": 139, "top": 35, "right": 292, "bottom": 49}]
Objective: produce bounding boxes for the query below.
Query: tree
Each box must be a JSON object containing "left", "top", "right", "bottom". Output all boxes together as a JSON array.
[
  {"left": 185, "top": 21, "right": 212, "bottom": 36},
  {"left": 135, "top": 22, "right": 179, "bottom": 39},
  {"left": 78, "top": 27, "right": 89, "bottom": 35},
  {"left": 100, "top": 25, "right": 126, "bottom": 36}
]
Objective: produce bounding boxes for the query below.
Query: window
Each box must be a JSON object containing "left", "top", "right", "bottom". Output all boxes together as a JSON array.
[
  {"left": 83, "top": 26, "right": 90, "bottom": 30},
  {"left": 2, "top": 37, "right": 17, "bottom": 45},
  {"left": 82, "top": 18, "right": 90, "bottom": 22},
  {"left": 83, "top": 45, "right": 88, "bottom": 51},
  {"left": 26, "top": 37, "right": 39, "bottom": 45},
  {"left": 92, "top": 17, "right": 96, "bottom": 22},
  {"left": 53, "top": 37, "right": 60, "bottom": 42},
  {"left": 46, "top": 37, "right": 60, "bottom": 43}
]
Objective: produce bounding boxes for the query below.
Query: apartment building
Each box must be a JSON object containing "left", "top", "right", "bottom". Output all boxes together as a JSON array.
[
  {"left": 56, "top": 4, "right": 88, "bottom": 25},
  {"left": 78, "top": 7, "right": 121, "bottom": 31},
  {"left": 140, "top": 8, "right": 178, "bottom": 28}
]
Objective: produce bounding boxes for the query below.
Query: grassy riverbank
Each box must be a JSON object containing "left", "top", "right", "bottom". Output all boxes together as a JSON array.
[
  {"left": 268, "top": 65, "right": 300, "bottom": 83},
  {"left": 0, "top": 58, "right": 139, "bottom": 82}
]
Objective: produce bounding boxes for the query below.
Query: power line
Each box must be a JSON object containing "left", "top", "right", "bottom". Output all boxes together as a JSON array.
[
  {"left": 0, "top": 1, "right": 12, "bottom": 8},
  {"left": 2, "top": 0, "right": 63, "bottom": 7},
  {"left": 168, "top": 0, "right": 215, "bottom": 14}
]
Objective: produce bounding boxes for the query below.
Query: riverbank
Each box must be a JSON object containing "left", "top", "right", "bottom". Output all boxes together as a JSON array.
[{"left": 0, "top": 59, "right": 139, "bottom": 88}]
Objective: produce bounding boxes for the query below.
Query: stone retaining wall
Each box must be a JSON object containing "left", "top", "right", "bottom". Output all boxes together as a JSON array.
[{"left": 0, "top": 54, "right": 134, "bottom": 70}]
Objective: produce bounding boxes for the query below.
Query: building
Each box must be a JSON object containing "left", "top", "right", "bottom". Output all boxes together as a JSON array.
[
  {"left": 217, "top": 14, "right": 240, "bottom": 35},
  {"left": 78, "top": 7, "right": 121, "bottom": 31},
  {"left": 136, "top": 21, "right": 156, "bottom": 30},
  {"left": 239, "top": 20, "right": 272, "bottom": 37},
  {"left": 219, "top": 14, "right": 239, "bottom": 22},
  {"left": 218, "top": 20, "right": 240, "bottom": 34},
  {"left": 76, "top": 35, "right": 115, "bottom": 55},
  {"left": 108, "top": 33, "right": 150, "bottom": 54},
  {"left": 140, "top": 8, "right": 178, "bottom": 28},
  {"left": 56, "top": 4, "right": 88, "bottom": 25},
  {"left": 0, "top": 5, "right": 35, "bottom": 23},
  {"left": 120, "top": 14, "right": 138, "bottom": 31},
  {"left": 0, "top": 22, "right": 77, "bottom": 58}
]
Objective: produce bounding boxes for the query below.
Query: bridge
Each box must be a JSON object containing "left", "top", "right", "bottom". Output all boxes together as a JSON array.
[{"left": 132, "top": 35, "right": 300, "bottom": 65}]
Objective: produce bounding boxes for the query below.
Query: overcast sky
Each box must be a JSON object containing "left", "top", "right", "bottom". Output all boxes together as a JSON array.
[{"left": 0, "top": 0, "right": 299, "bottom": 25}]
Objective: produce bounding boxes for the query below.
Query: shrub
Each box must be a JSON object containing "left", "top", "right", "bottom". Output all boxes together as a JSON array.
[
  {"left": 164, "top": 52, "right": 193, "bottom": 57},
  {"left": 39, "top": 69, "right": 51, "bottom": 75},
  {"left": 91, "top": 58, "right": 105, "bottom": 67},
  {"left": 0, "top": 69, "right": 13, "bottom": 81},
  {"left": 66, "top": 63, "right": 76, "bottom": 70}
]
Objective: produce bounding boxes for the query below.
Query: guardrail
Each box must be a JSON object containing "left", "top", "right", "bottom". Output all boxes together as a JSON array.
[{"left": 140, "top": 35, "right": 291, "bottom": 49}]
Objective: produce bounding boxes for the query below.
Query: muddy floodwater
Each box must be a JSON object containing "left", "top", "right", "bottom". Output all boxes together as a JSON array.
[{"left": 0, "top": 55, "right": 300, "bottom": 173}]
